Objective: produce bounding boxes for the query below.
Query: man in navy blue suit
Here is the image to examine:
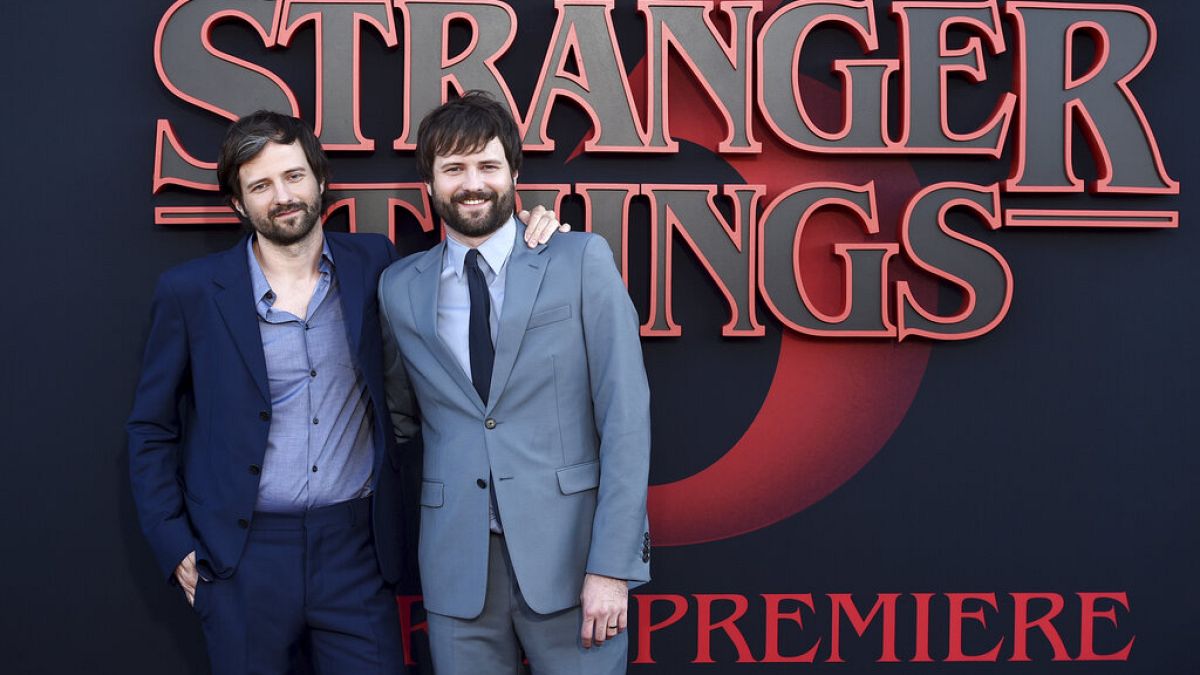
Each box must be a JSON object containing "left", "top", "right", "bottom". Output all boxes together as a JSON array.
[{"left": 127, "top": 111, "right": 564, "bottom": 674}]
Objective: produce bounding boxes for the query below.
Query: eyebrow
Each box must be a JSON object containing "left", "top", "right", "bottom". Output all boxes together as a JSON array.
[
  {"left": 437, "top": 158, "right": 502, "bottom": 168},
  {"left": 244, "top": 166, "right": 308, "bottom": 186}
]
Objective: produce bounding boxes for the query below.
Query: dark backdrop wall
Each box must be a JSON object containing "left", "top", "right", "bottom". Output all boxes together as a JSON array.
[{"left": 2, "top": 1, "right": 1196, "bottom": 673}]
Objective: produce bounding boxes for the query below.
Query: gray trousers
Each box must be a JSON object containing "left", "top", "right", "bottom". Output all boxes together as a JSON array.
[{"left": 426, "top": 534, "right": 627, "bottom": 674}]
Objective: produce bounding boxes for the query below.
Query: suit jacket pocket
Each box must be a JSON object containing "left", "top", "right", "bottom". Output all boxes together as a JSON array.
[
  {"left": 192, "top": 578, "right": 211, "bottom": 617},
  {"left": 527, "top": 304, "right": 571, "bottom": 330},
  {"left": 556, "top": 460, "right": 600, "bottom": 495},
  {"left": 420, "top": 480, "right": 444, "bottom": 507}
]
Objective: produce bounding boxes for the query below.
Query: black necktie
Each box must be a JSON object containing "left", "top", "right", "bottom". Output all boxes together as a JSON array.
[{"left": 465, "top": 249, "right": 494, "bottom": 404}]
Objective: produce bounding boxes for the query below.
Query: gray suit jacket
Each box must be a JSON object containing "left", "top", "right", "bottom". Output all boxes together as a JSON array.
[{"left": 379, "top": 225, "right": 651, "bottom": 619}]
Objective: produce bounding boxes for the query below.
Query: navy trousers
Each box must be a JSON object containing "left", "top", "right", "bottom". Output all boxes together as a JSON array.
[{"left": 193, "top": 497, "right": 405, "bottom": 675}]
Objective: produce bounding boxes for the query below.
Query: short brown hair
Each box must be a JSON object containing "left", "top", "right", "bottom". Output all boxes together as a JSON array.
[
  {"left": 415, "top": 90, "right": 523, "bottom": 182},
  {"left": 216, "top": 111, "right": 330, "bottom": 205}
]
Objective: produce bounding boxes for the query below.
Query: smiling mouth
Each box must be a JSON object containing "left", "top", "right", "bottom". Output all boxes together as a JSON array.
[{"left": 454, "top": 192, "right": 494, "bottom": 208}]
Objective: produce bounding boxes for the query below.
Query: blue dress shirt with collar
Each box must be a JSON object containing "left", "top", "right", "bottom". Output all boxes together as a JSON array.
[
  {"left": 245, "top": 236, "right": 376, "bottom": 513},
  {"left": 436, "top": 218, "right": 516, "bottom": 379}
]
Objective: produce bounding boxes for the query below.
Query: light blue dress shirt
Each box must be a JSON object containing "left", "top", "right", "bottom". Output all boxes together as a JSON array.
[
  {"left": 246, "top": 236, "right": 376, "bottom": 513},
  {"left": 436, "top": 218, "right": 516, "bottom": 380}
]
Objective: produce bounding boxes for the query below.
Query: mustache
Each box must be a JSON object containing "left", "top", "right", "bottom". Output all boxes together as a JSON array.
[
  {"left": 453, "top": 190, "right": 496, "bottom": 204},
  {"left": 269, "top": 201, "right": 311, "bottom": 218}
]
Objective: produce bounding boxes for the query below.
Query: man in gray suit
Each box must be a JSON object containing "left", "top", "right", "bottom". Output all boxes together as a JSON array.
[{"left": 378, "top": 91, "right": 651, "bottom": 673}]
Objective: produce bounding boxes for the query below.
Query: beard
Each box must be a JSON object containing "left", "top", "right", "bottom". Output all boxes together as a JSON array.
[
  {"left": 432, "top": 185, "right": 515, "bottom": 240},
  {"left": 249, "top": 197, "right": 322, "bottom": 246}
]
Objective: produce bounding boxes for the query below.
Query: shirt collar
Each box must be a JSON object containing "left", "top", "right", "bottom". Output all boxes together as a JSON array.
[
  {"left": 246, "top": 234, "right": 335, "bottom": 305},
  {"left": 443, "top": 217, "right": 517, "bottom": 280}
]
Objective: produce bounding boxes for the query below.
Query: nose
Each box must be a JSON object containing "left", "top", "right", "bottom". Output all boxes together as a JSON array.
[
  {"left": 270, "top": 180, "right": 295, "bottom": 204},
  {"left": 462, "top": 167, "right": 485, "bottom": 192}
]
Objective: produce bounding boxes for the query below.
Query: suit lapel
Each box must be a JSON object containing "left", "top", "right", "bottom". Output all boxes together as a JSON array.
[
  {"left": 488, "top": 229, "right": 549, "bottom": 411},
  {"left": 409, "top": 242, "right": 486, "bottom": 414},
  {"left": 212, "top": 237, "right": 270, "bottom": 404},
  {"left": 326, "top": 234, "right": 365, "bottom": 361}
]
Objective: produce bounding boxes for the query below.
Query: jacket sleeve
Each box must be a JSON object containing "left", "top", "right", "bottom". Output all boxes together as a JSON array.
[
  {"left": 126, "top": 273, "right": 198, "bottom": 582},
  {"left": 579, "top": 235, "right": 652, "bottom": 583}
]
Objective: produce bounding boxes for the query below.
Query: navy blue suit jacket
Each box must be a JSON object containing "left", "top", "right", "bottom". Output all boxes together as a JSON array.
[{"left": 127, "top": 231, "right": 409, "bottom": 584}]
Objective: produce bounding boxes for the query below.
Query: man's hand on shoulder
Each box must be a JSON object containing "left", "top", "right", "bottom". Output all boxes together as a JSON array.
[
  {"left": 580, "top": 573, "right": 628, "bottom": 648},
  {"left": 174, "top": 551, "right": 199, "bottom": 606},
  {"left": 518, "top": 205, "right": 570, "bottom": 247}
]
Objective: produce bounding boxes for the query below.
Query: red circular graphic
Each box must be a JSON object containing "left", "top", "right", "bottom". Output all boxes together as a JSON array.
[{"left": 621, "top": 56, "right": 934, "bottom": 546}]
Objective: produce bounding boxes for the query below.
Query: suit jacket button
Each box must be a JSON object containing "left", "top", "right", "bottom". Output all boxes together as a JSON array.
[
  {"left": 477, "top": 478, "right": 488, "bottom": 489},
  {"left": 642, "top": 550, "right": 650, "bottom": 563},
  {"left": 484, "top": 418, "right": 497, "bottom": 430},
  {"left": 248, "top": 464, "right": 261, "bottom": 476},
  {"left": 259, "top": 410, "right": 271, "bottom": 422},
  {"left": 237, "top": 518, "right": 249, "bottom": 529}
]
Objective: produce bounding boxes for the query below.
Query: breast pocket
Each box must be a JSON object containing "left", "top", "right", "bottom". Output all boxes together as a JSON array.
[{"left": 527, "top": 304, "right": 571, "bottom": 330}]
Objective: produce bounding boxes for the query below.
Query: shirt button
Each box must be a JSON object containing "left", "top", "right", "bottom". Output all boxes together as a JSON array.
[
  {"left": 484, "top": 418, "right": 497, "bottom": 430},
  {"left": 312, "top": 465, "right": 318, "bottom": 473},
  {"left": 477, "top": 478, "right": 488, "bottom": 489},
  {"left": 248, "top": 464, "right": 261, "bottom": 476},
  {"left": 313, "top": 417, "right": 319, "bottom": 425},
  {"left": 310, "top": 369, "right": 317, "bottom": 378},
  {"left": 259, "top": 411, "right": 271, "bottom": 421}
]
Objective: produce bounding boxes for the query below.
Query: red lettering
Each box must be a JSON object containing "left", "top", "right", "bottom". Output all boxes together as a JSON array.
[
  {"left": 1011, "top": 592, "right": 1070, "bottom": 661},
  {"left": 912, "top": 592, "right": 933, "bottom": 662},
  {"left": 762, "top": 594, "right": 819, "bottom": 663},
  {"left": 694, "top": 594, "right": 755, "bottom": 663},
  {"left": 1078, "top": 592, "right": 1135, "bottom": 661},
  {"left": 396, "top": 595, "right": 427, "bottom": 667},
  {"left": 828, "top": 593, "right": 899, "bottom": 662},
  {"left": 633, "top": 594, "right": 689, "bottom": 664},
  {"left": 946, "top": 592, "right": 1003, "bottom": 662}
]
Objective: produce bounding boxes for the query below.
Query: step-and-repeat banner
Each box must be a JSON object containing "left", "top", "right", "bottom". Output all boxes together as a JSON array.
[{"left": 6, "top": 1, "right": 1195, "bottom": 672}]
